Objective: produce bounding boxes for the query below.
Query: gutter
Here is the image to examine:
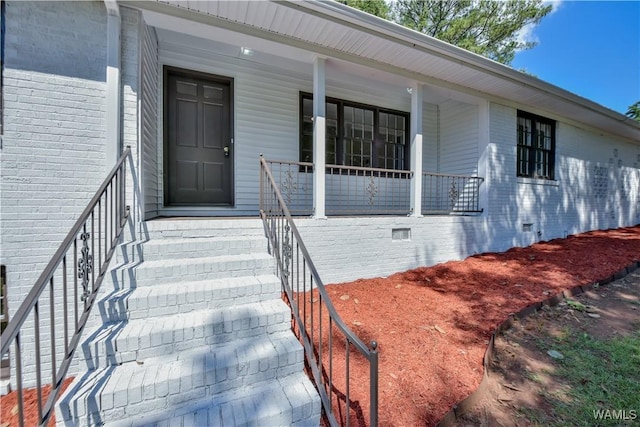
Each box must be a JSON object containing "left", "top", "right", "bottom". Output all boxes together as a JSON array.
[
  {"left": 284, "top": 0, "right": 640, "bottom": 131},
  {"left": 105, "top": 0, "right": 121, "bottom": 166}
]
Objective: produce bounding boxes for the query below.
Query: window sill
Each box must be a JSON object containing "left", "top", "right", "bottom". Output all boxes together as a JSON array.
[{"left": 517, "top": 177, "right": 560, "bottom": 187}]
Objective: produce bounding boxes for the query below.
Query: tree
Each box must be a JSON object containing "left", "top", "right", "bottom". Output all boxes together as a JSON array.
[
  {"left": 338, "top": 0, "right": 391, "bottom": 20},
  {"left": 626, "top": 101, "right": 640, "bottom": 123},
  {"left": 343, "top": 0, "right": 552, "bottom": 65}
]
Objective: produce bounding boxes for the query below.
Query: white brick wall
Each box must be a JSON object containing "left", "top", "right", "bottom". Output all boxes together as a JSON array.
[
  {"left": 297, "top": 104, "right": 638, "bottom": 286},
  {"left": 1, "top": 1, "right": 108, "bottom": 381},
  {"left": 296, "top": 216, "right": 490, "bottom": 285},
  {"left": 121, "top": 7, "right": 142, "bottom": 228},
  {"left": 486, "top": 102, "right": 639, "bottom": 252},
  {"left": 0, "top": 2, "right": 146, "bottom": 386}
]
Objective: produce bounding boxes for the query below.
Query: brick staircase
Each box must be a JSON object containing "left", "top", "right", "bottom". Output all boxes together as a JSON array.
[{"left": 56, "top": 219, "right": 321, "bottom": 426}]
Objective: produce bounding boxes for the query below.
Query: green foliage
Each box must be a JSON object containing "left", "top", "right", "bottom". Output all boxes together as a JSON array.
[
  {"left": 338, "top": 0, "right": 390, "bottom": 20},
  {"left": 343, "top": 0, "right": 552, "bottom": 65},
  {"left": 626, "top": 101, "right": 640, "bottom": 123},
  {"left": 566, "top": 299, "right": 587, "bottom": 311},
  {"left": 539, "top": 331, "right": 640, "bottom": 426}
]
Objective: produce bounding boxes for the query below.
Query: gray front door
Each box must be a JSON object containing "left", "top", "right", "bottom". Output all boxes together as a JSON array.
[{"left": 165, "top": 67, "right": 233, "bottom": 206}]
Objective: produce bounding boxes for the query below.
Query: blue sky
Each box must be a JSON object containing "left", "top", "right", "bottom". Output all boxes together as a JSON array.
[{"left": 511, "top": 1, "right": 640, "bottom": 115}]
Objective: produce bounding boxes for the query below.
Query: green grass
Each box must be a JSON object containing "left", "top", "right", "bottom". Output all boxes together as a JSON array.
[
  {"left": 538, "top": 330, "right": 640, "bottom": 426},
  {"left": 566, "top": 299, "right": 587, "bottom": 311}
]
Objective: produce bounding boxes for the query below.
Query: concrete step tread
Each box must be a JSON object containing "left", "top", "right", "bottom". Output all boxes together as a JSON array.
[
  {"left": 60, "top": 332, "right": 306, "bottom": 422},
  {"left": 103, "top": 274, "right": 282, "bottom": 322},
  {"left": 132, "top": 252, "right": 275, "bottom": 285},
  {"left": 145, "top": 219, "right": 264, "bottom": 231},
  {"left": 124, "top": 274, "right": 280, "bottom": 300},
  {"left": 111, "top": 372, "right": 321, "bottom": 427},
  {"left": 137, "top": 252, "right": 273, "bottom": 269},
  {"left": 141, "top": 235, "right": 266, "bottom": 246},
  {"left": 112, "top": 299, "right": 291, "bottom": 352}
]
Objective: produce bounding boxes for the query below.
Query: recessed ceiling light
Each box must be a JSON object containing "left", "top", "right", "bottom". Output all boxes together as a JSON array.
[{"left": 240, "top": 47, "right": 253, "bottom": 56}]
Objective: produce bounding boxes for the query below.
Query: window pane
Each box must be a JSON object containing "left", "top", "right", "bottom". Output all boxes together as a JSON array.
[
  {"left": 379, "top": 112, "right": 388, "bottom": 128},
  {"left": 365, "top": 110, "right": 373, "bottom": 126},
  {"left": 327, "top": 102, "right": 338, "bottom": 120},
  {"left": 378, "top": 112, "right": 407, "bottom": 170},
  {"left": 346, "top": 106, "right": 353, "bottom": 122},
  {"left": 536, "top": 121, "right": 552, "bottom": 150},
  {"left": 343, "top": 105, "right": 374, "bottom": 168},
  {"left": 301, "top": 134, "right": 313, "bottom": 162},
  {"left": 517, "top": 117, "right": 531, "bottom": 146},
  {"left": 517, "top": 112, "right": 554, "bottom": 179},
  {"left": 300, "top": 95, "right": 409, "bottom": 171}
]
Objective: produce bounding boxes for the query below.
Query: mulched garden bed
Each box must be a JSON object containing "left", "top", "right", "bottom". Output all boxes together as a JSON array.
[{"left": 309, "top": 226, "right": 640, "bottom": 426}]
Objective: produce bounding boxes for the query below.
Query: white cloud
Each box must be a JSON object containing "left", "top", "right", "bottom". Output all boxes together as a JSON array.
[{"left": 516, "top": 0, "right": 563, "bottom": 49}]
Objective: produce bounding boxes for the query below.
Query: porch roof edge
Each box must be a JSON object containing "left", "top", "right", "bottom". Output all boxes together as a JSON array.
[
  {"left": 123, "top": 0, "right": 640, "bottom": 142},
  {"left": 290, "top": 0, "right": 640, "bottom": 134}
]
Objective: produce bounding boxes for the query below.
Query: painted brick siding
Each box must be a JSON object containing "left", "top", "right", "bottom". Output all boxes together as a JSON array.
[
  {"left": 0, "top": 1, "right": 108, "bottom": 385},
  {"left": 487, "top": 102, "right": 640, "bottom": 252},
  {"left": 296, "top": 216, "right": 489, "bottom": 285},
  {"left": 297, "top": 103, "right": 638, "bottom": 286},
  {"left": 121, "top": 7, "right": 142, "bottom": 227}
]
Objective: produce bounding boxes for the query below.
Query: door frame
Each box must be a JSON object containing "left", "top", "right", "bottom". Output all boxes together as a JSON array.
[{"left": 162, "top": 65, "right": 235, "bottom": 208}]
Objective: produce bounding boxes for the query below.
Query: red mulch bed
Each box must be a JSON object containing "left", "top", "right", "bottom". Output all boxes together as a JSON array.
[
  {"left": 301, "top": 226, "right": 640, "bottom": 426},
  {"left": 0, "top": 377, "right": 73, "bottom": 427}
]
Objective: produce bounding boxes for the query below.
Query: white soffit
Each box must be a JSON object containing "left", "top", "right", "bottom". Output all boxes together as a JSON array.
[{"left": 128, "top": 0, "right": 639, "bottom": 142}]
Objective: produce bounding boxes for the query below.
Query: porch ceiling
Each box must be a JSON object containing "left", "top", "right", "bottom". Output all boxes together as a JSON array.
[{"left": 124, "top": 0, "right": 640, "bottom": 142}]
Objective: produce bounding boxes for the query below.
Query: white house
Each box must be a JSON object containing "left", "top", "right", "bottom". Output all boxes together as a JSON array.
[{"left": 1, "top": 1, "right": 639, "bottom": 425}]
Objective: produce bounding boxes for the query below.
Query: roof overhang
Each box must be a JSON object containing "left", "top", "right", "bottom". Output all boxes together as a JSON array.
[{"left": 122, "top": 0, "right": 640, "bottom": 143}]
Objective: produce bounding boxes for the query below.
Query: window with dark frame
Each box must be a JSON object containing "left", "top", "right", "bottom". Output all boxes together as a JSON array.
[
  {"left": 517, "top": 110, "right": 555, "bottom": 180},
  {"left": 300, "top": 93, "right": 410, "bottom": 170}
]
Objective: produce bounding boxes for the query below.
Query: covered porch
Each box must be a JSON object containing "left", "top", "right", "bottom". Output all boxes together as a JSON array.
[{"left": 130, "top": 1, "right": 489, "bottom": 219}]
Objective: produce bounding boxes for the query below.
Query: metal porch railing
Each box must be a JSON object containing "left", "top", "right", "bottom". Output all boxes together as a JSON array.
[
  {"left": 265, "top": 160, "right": 412, "bottom": 216},
  {"left": 259, "top": 156, "right": 379, "bottom": 427},
  {"left": 265, "top": 159, "right": 483, "bottom": 216},
  {"left": 0, "top": 147, "right": 132, "bottom": 427},
  {"left": 422, "top": 172, "right": 484, "bottom": 214}
]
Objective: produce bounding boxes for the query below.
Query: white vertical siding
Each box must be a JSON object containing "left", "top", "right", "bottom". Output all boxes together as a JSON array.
[
  {"left": 141, "top": 24, "right": 159, "bottom": 219},
  {"left": 439, "top": 100, "right": 479, "bottom": 176},
  {"left": 422, "top": 102, "right": 439, "bottom": 173},
  {"left": 155, "top": 35, "right": 413, "bottom": 215}
]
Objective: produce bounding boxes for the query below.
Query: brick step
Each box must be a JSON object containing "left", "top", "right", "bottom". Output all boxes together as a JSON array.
[
  {"left": 144, "top": 219, "right": 266, "bottom": 239},
  {"left": 58, "top": 331, "right": 306, "bottom": 425},
  {"left": 115, "top": 235, "right": 269, "bottom": 263},
  {"left": 103, "top": 274, "right": 281, "bottom": 322},
  {"left": 80, "top": 300, "right": 291, "bottom": 369},
  {"left": 112, "top": 372, "right": 321, "bottom": 427},
  {"left": 131, "top": 252, "right": 275, "bottom": 286}
]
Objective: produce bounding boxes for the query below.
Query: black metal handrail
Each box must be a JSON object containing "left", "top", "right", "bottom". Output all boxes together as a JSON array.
[
  {"left": 260, "top": 156, "right": 379, "bottom": 427},
  {"left": 422, "top": 172, "right": 484, "bottom": 214},
  {"left": 0, "top": 146, "right": 132, "bottom": 427},
  {"left": 266, "top": 159, "right": 485, "bottom": 216}
]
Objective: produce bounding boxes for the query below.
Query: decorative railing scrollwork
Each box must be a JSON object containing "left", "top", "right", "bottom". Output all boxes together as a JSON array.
[
  {"left": 78, "top": 229, "right": 93, "bottom": 302},
  {"left": 260, "top": 156, "right": 379, "bottom": 427},
  {"left": 0, "top": 147, "right": 132, "bottom": 427}
]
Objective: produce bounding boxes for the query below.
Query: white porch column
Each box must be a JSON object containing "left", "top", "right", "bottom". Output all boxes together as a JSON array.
[
  {"left": 477, "top": 100, "right": 490, "bottom": 216},
  {"left": 105, "top": 0, "right": 121, "bottom": 167},
  {"left": 313, "top": 57, "right": 327, "bottom": 219},
  {"left": 410, "top": 82, "right": 424, "bottom": 217}
]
